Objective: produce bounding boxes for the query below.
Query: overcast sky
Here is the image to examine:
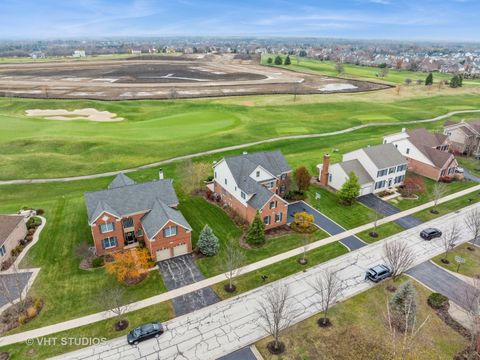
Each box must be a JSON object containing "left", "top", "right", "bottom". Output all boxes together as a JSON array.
[{"left": 0, "top": 0, "right": 478, "bottom": 42}]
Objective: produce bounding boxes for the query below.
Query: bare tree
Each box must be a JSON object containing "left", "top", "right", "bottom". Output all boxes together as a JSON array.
[
  {"left": 310, "top": 268, "right": 343, "bottom": 327},
  {"left": 299, "top": 236, "right": 310, "bottom": 265},
  {"left": 168, "top": 88, "right": 178, "bottom": 100},
  {"left": 465, "top": 208, "right": 480, "bottom": 246},
  {"left": 256, "top": 284, "right": 297, "bottom": 354},
  {"left": 292, "top": 82, "right": 300, "bottom": 102},
  {"left": 441, "top": 223, "right": 460, "bottom": 263},
  {"left": 383, "top": 240, "right": 416, "bottom": 280},
  {"left": 223, "top": 237, "right": 245, "bottom": 292},
  {"left": 369, "top": 200, "right": 385, "bottom": 238},
  {"left": 463, "top": 278, "right": 480, "bottom": 352},
  {"left": 335, "top": 61, "right": 344, "bottom": 75},
  {"left": 431, "top": 182, "right": 448, "bottom": 213},
  {"left": 95, "top": 283, "right": 132, "bottom": 330}
]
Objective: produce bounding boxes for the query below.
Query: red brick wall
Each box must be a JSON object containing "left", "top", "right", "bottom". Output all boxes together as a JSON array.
[
  {"left": 145, "top": 220, "right": 192, "bottom": 261},
  {"left": 214, "top": 181, "right": 249, "bottom": 219},
  {"left": 254, "top": 195, "right": 288, "bottom": 230},
  {"left": 407, "top": 156, "right": 457, "bottom": 181},
  {"left": 91, "top": 212, "right": 125, "bottom": 256}
]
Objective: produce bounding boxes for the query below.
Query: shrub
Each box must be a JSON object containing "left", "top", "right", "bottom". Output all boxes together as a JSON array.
[
  {"left": 246, "top": 212, "right": 266, "bottom": 246},
  {"left": 399, "top": 175, "right": 425, "bottom": 197},
  {"left": 10, "top": 245, "right": 24, "bottom": 257},
  {"left": 92, "top": 257, "right": 105, "bottom": 268},
  {"left": 33, "top": 297, "right": 43, "bottom": 310},
  {"left": 26, "top": 217, "right": 42, "bottom": 229},
  {"left": 286, "top": 190, "right": 305, "bottom": 201},
  {"left": 197, "top": 224, "right": 220, "bottom": 256},
  {"left": 18, "top": 314, "right": 28, "bottom": 325},
  {"left": 389, "top": 281, "right": 417, "bottom": 332},
  {"left": 291, "top": 212, "right": 315, "bottom": 233},
  {"left": 427, "top": 292, "right": 449, "bottom": 309},
  {"left": 295, "top": 166, "right": 311, "bottom": 192},
  {"left": 337, "top": 172, "right": 360, "bottom": 205},
  {"left": 25, "top": 235, "right": 33, "bottom": 242},
  {"left": 26, "top": 306, "right": 37, "bottom": 319},
  {"left": 35, "top": 209, "right": 45, "bottom": 215}
]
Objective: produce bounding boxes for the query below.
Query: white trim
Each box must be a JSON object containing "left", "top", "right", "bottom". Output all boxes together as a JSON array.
[
  {"left": 89, "top": 210, "right": 120, "bottom": 225},
  {"left": 148, "top": 219, "right": 192, "bottom": 240}
]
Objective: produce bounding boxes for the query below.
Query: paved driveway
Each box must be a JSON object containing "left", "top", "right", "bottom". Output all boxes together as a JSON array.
[
  {"left": 357, "top": 194, "right": 423, "bottom": 229},
  {"left": 157, "top": 255, "right": 219, "bottom": 316},
  {"left": 0, "top": 272, "right": 32, "bottom": 308},
  {"left": 464, "top": 169, "right": 480, "bottom": 183},
  {"left": 287, "top": 201, "right": 366, "bottom": 250},
  {"left": 407, "top": 261, "right": 476, "bottom": 310},
  {"left": 217, "top": 347, "right": 257, "bottom": 360}
]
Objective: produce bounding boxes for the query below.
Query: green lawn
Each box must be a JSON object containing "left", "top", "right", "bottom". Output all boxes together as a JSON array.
[
  {"left": 212, "top": 241, "right": 348, "bottom": 299},
  {"left": 256, "top": 277, "right": 467, "bottom": 360},
  {"left": 306, "top": 185, "right": 377, "bottom": 229},
  {"left": 458, "top": 156, "right": 480, "bottom": 177},
  {"left": 356, "top": 221, "right": 404, "bottom": 243},
  {"left": 432, "top": 243, "right": 480, "bottom": 278},
  {"left": 414, "top": 191, "right": 480, "bottom": 222}
]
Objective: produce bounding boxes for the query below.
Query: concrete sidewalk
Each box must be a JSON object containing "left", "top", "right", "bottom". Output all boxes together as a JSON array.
[{"left": 0, "top": 185, "right": 479, "bottom": 347}]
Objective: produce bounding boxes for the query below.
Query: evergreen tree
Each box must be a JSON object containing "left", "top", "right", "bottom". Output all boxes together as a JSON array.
[
  {"left": 389, "top": 281, "right": 417, "bottom": 332},
  {"left": 267, "top": 57, "right": 273, "bottom": 64},
  {"left": 450, "top": 74, "right": 463, "bottom": 88},
  {"left": 274, "top": 55, "right": 283, "bottom": 65},
  {"left": 284, "top": 55, "right": 291, "bottom": 65},
  {"left": 246, "top": 212, "right": 265, "bottom": 246},
  {"left": 198, "top": 224, "right": 220, "bottom": 256},
  {"left": 425, "top": 72, "right": 433, "bottom": 86},
  {"left": 337, "top": 172, "right": 360, "bottom": 206}
]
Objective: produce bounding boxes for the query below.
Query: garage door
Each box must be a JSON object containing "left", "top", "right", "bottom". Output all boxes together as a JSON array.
[
  {"left": 156, "top": 248, "right": 171, "bottom": 261},
  {"left": 173, "top": 243, "right": 188, "bottom": 257},
  {"left": 360, "top": 186, "right": 372, "bottom": 196}
]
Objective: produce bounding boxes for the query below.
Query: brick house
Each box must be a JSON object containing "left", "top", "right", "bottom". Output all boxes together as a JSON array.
[
  {"left": 317, "top": 144, "right": 407, "bottom": 196},
  {"left": 383, "top": 128, "right": 458, "bottom": 181},
  {"left": 0, "top": 215, "right": 27, "bottom": 265},
  {"left": 443, "top": 119, "right": 480, "bottom": 156},
  {"left": 84, "top": 173, "right": 192, "bottom": 262},
  {"left": 212, "top": 151, "right": 291, "bottom": 229}
]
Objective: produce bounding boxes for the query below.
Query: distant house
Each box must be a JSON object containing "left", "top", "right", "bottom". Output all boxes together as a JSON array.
[
  {"left": 130, "top": 50, "right": 142, "bottom": 55},
  {"left": 383, "top": 128, "right": 458, "bottom": 181},
  {"left": 0, "top": 215, "right": 27, "bottom": 264},
  {"left": 318, "top": 144, "right": 407, "bottom": 196},
  {"left": 72, "top": 50, "right": 86, "bottom": 58},
  {"left": 212, "top": 151, "right": 291, "bottom": 229},
  {"left": 443, "top": 120, "right": 480, "bottom": 156},
  {"left": 84, "top": 173, "right": 192, "bottom": 262}
]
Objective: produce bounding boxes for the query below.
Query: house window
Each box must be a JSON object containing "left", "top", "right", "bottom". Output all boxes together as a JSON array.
[
  {"left": 375, "top": 180, "right": 386, "bottom": 190},
  {"left": 263, "top": 216, "right": 271, "bottom": 225},
  {"left": 163, "top": 226, "right": 178, "bottom": 238},
  {"left": 99, "top": 222, "right": 115, "bottom": 234},
  {"left": 241, "top": 191, "right": 246, "bottom": 199},
  {"left": 406, "top": 148, "right": 410, "bottom": 155},
  {"left": 280, "top": 184, "right": 286, "bottom": 193},
  {"left": 329, "top": 173, "right": 332, "bottom": 182},
  {"left": 235, "top": 186, "right": 237, "bottom": 191},
  {"left": 269, "top": 201, "right": 277, "bottom": 209},
  {"left": 266, "top": 181, "right": 274, "bottom": 189},
  {"left": 256, "top": 171, "right": 260, "bottom": 178},
  {"left": 394, "top": 175, "right": 404, "bottom": 184},
  {"left": 377, "top": 169, "right": 388, "bottom": 177},
  {"left": 281, "top": 173, "right": 287, "bottom": 180},
  {"left": 395, "top": 144, "right": 398, "bottom": 148},
  {"left": 214, "top": 171, "right": 217, "bottom": 179},
  {"left": 122, "top": 218, "right": 134, "bottom": 228},
  {"left": 137, "top": 228, "right": 143, "bottom": 237},
  {"left": 441, "top": 169, "right": 446, "bottom": 176},
  {"left": 275, "top": 212, "right": 283, "bottom": 223},
  {"left": 389, "top": 167, "right": 396, "bottom": 174},
  {"left": 224, "top": 178, "right": 228, "bottom": 185},
  {"left": 448, "top": 167, "right": 455, "bottom": 175},
  {"left": 0, "top": 245, "right": 6, "bottom": 257},
  {"left": 102, "top": 237, "right": 117, "bottom": 249},
  {"left": 397, "top": 164, "right": 406, "bottom": 172}
]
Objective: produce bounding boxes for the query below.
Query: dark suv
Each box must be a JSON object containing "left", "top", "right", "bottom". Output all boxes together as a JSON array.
[
  {"left": 127, "top": 322, "right": 164, "bottom": 345},
  {"left": 365, "top": 265, "right": 392, "bottom": 283},
  {"left": 420, "top": 228, "right": 442, "bottom": 240}
]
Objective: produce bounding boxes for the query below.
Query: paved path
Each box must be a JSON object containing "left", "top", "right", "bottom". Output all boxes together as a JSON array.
[
  {"left": 287, "top": 201, "right": 366, "bottom": 250},
  {"left": 0, "top": 272, "right": 33, "bottom": 307},
  {"left": 2, "top": 109, "right": 479, "bottom": 185},
  {"left": 1, "top": 184, "right": 479, "bottom": 348},
  {"left": 357, "top": 194, "right": 423, "bottom": 229},
  {"left": 53, "top": 205, "right": 477, "bottom": 360},
  {"left": 464, "top": 168, "right": 480, "bottom": 183},
  {"left": 157, "top": 255, "right": 219, "bottom": 316},
  {"left": 407, "top": 261, "right": 476, "bottom": 310}
]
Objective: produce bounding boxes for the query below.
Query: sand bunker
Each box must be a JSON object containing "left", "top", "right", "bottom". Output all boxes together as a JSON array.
[
  {"left": 319, "top": 83, "right": 358, "bottom": 91},
  {"left": 25, "top": 108, "right": 123, "bottom": 122}
]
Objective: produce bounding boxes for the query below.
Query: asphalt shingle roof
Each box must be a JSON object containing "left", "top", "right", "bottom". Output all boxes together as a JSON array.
[
  {"left": 339, "top": 159, "right": 374, "bottom": 185},
  {"left": 141, "top": 200, "right": 191, "bottom": 239},
  {"left": 406, "top": 128, "right": 453, "bottom": 168},
  {"left": 108, "top": 173, "right": 136, "bottom": 189},
  {"left": 0, "top": 215, "right": 24, "bottom": 246},
  {"left": 362, "top": 143, "right": 406, "bottom": 169}
]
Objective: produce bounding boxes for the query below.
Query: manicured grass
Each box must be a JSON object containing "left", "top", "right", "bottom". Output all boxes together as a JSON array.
[
  {"left": 414, "top": 191, "right": 480, "bottom": 222},
  {"left": 0, "top": 301, "right": 173, "bottom": 360},
  {"left": 356, "top": 221, "right": 404, "bottom": 244},
  {"left": 432, "top": 243, "right": 480, "bottom": 278},
  {"left": 458, "top": 156, "right": 480, "bottom": 177},
  {"left": 212, "top": 241, "right": 348, "bottom": 299},
  {"left": 305, "top": 185, "right": 377, "bottom": 229},
  {"left": 255, "top": 277, "right": 467, "bottom": 359}
]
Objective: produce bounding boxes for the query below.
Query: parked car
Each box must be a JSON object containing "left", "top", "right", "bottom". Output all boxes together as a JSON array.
[
  {"left": 455, "top": 167, "right": 464, "bottom": 174},
  {"left": 127, "top": 322, "right": 164, "bottom": 345},
  {"left": 420, "top": 228, "right": 442, "bottom": 240},
  {"left": 365, "top": 265, "right": 392, "bottom": 283}
]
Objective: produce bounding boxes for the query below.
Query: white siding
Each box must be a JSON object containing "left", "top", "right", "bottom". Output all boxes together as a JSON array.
[
  {"left": 249, "top": 166, "right": 274, "bottom": 182},
  {"left": 213, "top": 160, "right": 249, "bottom": 205},
  {"left": 327, "top": 164, "right": 349, "bottom": 191},
  {"left": 383, "top": 137, "right": 434, "bottom": 166}
]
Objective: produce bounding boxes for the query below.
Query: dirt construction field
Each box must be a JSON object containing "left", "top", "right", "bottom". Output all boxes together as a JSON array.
[{"left": 0, "top": 54, "right": 388, "bottom": 100}]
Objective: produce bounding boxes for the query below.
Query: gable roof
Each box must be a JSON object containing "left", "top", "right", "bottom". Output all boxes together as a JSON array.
[
  {"left": 362, "top": 143, "right": 406, "bottom": 169},
  {"left": 406, "top": 128, "right": 448, "bottom": 148},
  {"left": 444, "top": 120, "right": 480, "bottom": 134},
  {"left": 84, "top": 179, "right": 179, "bottom": 224},
  {"left": 108, "top": 173, "right": 136, "bottom": 189},
  {"left": 141, "top": 200, "right": 191, "bottom": 239},
  {"left": 0, "top": 215, "right": 25, "bottom": 246},
  {"left": 339, "top": 159, "right": 374, "bottom": 185},
  {"left": 421, "top": 146, "right": 454, "bottom": 168}
]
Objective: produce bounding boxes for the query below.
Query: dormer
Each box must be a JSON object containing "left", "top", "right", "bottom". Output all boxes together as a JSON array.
[{"left": 249, "top": 165, "right": 275, "bottom": 182}]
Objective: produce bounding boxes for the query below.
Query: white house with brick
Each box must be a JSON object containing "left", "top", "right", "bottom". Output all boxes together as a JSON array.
[{"left": 318, "top": 143, "right": 407, "bottom": 196}]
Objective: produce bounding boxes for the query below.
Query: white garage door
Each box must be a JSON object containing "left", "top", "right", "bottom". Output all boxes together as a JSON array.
[
  {"left": 156, "top": 248, "right": 171, "bottom": 261},
  {"left": 360, "top": 186, "right": 372, "bottom": 196},
  {"left": 173, "top": 243, "right": 188, "bottom": 257}
]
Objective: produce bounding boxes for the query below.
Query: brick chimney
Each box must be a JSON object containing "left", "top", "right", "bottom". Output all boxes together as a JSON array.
[{"left": 320, "top": 154, "right": 330, "bottom": 186}]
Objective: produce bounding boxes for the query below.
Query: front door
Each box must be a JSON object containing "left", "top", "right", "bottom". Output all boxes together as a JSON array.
[{"left": 124, "top": 231, "right": 136, "bottom": 245}]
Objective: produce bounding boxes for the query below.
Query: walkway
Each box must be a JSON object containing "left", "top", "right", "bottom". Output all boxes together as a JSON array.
[
  {"left": 357, "top": 194, "right": 423, "bottom": 229},
  {"left": 287, "top": 201, "right": 366, "bottom": 250},
  {"left": 157, "top": 255, "right": 219, "bottom": 316},
  {"left": 407, "top": 261, "right": 476, "bottom": 310},
  {"left": 2, "top": 109, "right": 479, "bottom": 185},
  {"left": 53, "top": 206, "right": 476, "bottom": 360},
  {"left": 0, "top": 186, "right": 479, "bottom": 348}
]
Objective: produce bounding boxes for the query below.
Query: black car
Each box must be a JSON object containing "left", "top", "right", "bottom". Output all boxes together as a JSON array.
[
  {"left": 420, "top": 228, "right": 442, "bottom": 240},
  {"left": 127, "top": 322, "right": 164, "bottom": 345},
  {"left": 365, "top": 265, "right": 392, "bottom": 283}
]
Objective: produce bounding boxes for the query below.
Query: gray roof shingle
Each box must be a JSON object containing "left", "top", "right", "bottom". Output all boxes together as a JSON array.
[
  {"left": 339, "top": 159, "right": 374, "bottom": 185},
  {"left": 108, "top": 173, "right": 136, "bottom": 189},
  {"left": 362, "top": 144, "right": 406, "bottom": 169},
  {"left": 141, "top": 200, "right": 191, "bottom": 239}
]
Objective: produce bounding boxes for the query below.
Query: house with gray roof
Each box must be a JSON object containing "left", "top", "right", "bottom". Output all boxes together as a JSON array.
[
  {"left": 84, "top": 173, "right": 192, "bottom": 262},
  {"left": 444, "top": 119, "right": 480, "bottom": 156},
  {"left": 212, "top": 151, "right": 292, "bottom": 229},
  {"left": 318, "top": 144, "right": 407, "bottom": 196},
  {"left": 0, "top": 215, "right": 27, "bottom": 266}
]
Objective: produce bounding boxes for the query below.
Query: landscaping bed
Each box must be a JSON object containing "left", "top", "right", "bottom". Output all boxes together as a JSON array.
[{"left": 432, "top": 243, "right": 480, "bottom": 278}]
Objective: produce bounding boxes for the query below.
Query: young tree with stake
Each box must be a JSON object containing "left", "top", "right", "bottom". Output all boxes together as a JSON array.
[
  {"left": 310, "top": 268, "right": 343, "bottom": 327},
  {"left": 383, "top": 239, "right": 416, "bottom": 280},
  {"left": 441, "top": 223, "right": 460, "bottom": 264},
  {"left": 223, "top": 237, "right": 245, "bottom": 292},
  {"left": 431, "top": 182, "right": 447, "bottom": 214},
  {"left": 465, "top": 208, "right": 480, "bottom": 246}
]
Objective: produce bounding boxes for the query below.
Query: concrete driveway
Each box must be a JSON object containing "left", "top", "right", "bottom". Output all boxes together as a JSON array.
[
  {"left": 407, "top": 261, "right": 476, "bottom": 310},
  {"left": 357, "top": 194, "right": 423, "bottom": 229},
  {"left": 0, "top": 272, "right": 33, "bottom": 308},
  {"left": 157, "top": 255, "right": 219, "bottom": 316},
  {"left": 287, "top": 201, "right": 366, "bottom": 250}
]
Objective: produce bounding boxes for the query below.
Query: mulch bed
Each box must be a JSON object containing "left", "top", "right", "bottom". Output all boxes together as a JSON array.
[
  {"left": 0, "top": 352, "right": 9, "bottom": 360},
  {"left": 429, "top": 302, "right": 471, "bottom": 339},
  {"left": 266, "top": 225, "right": 295, "bottom": 238},
  {"left": 114, "top": 319, "right": 129, "bottom": 331},
  {"left": 297, "top": 258, "right": 308, "bottom": 265},
  {"left": 124, "top": 273, "right": 147, "bottom": 285},
  {"left": 267, "top": 341, "right": 286, "bottom": 355},
  {"left": 317, "top": 317, "right": 332, "bottom": 328},
  {"left": 224, "top": 284, "right": 237, "bottom": 293}
]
